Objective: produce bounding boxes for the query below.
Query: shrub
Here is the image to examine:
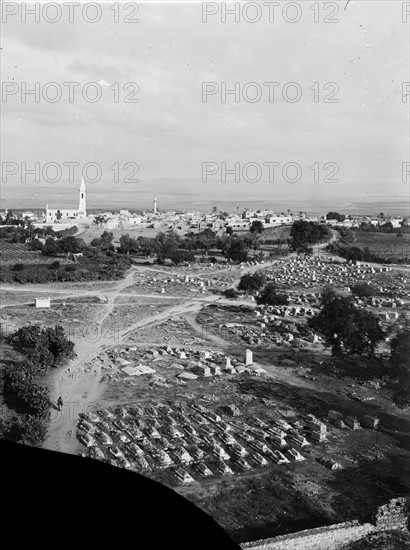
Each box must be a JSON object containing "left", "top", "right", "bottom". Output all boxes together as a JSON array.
[
  {"left": 15, "top": 414, "right": 49, "bottom": 447},
  {"left": 12, "top": 263, "right": 25, "bottom": 272},
  {"left": 256, "top": 283, "right": 288, "bottom": 306},
  {"left": 351, "top": 282, "right": 374, "bottom": 298},
  {"left": 50, "top": 260, "right": 61, "bottom": 270},
  {"left": 223, "top": 288, "right": 239, "bottom": 299},
  {"left": 28, "top": 239, "right": 44, "bottom": 251},
  {"left": 238, "top": 271, "right": 265, "bottom": 292}
]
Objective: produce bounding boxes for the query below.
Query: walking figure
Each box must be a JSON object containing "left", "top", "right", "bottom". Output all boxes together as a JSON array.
[{"left": 57, "top": 396, "right": 63, "bottom": 411}]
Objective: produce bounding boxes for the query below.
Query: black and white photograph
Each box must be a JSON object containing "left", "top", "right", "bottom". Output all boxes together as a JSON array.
[{"left": 1, "top": 1, "right": 409, "bottom": 548}]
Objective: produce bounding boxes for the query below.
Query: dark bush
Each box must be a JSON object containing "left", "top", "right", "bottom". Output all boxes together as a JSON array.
[
  {"left": 238, "top": 271, "right": 265, "bottom": 292},
  {"left": 15, "top": 414, "right": 49, "bottom": 447},
  {"left": 256, "top": 283, "right": 289, "bottom": 306},
  {"left": 351, "top": 282, "right": 374, "bottom": 298},
  {"left": 223, "top": 288, "right": 239, "bottom": 299}
]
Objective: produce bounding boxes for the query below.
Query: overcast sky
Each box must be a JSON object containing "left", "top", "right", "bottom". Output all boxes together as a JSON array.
[{"left": 1, "top": 1, "right": 409, "bottom": 209}]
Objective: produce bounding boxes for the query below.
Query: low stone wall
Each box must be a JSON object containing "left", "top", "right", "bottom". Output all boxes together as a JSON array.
[
  {"left": 375, "top": 497, "right": 409, "bottom": 531},
  {"left": 240, "top": 498, "right": 409, "bottom": 550}
]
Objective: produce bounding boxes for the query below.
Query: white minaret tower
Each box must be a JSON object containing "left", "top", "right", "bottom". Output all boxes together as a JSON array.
[
  {"left": 78, "top": 177, "right": 87, "bottom": 218},
  {"left": 153, "top": 196, "right": 158, "bottom": 214}
]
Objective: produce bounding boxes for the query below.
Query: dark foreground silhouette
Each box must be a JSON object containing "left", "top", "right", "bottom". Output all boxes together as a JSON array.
[{"left": 2, "top": 440, "right": 240, "bottom": 549}]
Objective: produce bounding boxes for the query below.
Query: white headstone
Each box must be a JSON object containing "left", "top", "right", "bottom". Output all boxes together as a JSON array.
[{"left": 245, "top": 349, "right": 253, "bottom": 366}]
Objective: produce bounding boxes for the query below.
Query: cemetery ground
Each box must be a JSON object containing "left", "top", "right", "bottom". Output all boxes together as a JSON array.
[{"left": 1, "top": 254, "right": 410, "bottom": 543}]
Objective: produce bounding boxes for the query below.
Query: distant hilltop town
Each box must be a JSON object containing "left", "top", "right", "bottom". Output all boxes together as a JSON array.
[{"left": 0, "top": 179, "right": 408, "bottom": 232}]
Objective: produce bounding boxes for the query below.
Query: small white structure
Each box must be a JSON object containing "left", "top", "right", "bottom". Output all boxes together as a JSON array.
[
  {"left": 35, "top": 298, "right": 50, "bottom": 308},
  {"left": 245, "top": 349, "right": 253, "bottom": 366}
]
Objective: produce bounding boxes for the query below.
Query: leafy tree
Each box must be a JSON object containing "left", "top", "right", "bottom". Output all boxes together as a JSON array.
[
  {"left": 238, "top": 271, "right": 265, "bottom": 292},
  {"left": 93, "top": 215, "right": 107, "bottom": 226},
  {"left": 42, "top": 325, "right": 75, "bottom": 364},
  {"left": 296, "top": 244, "right": 313, "bottom": 256},
  {"left": 308, "top": 296, "right": 384, "bottom": 356},
  {"left": 59, "top": 236, "right": 84, "bottom": 254},
  {"left": 256, "top": 283, "right": 288, "bottom": 306},
  {"left": 136, "top": 236, "right": 159, "bottom": 257},
  {"left": 244, "top": 232, "right": 261, "bottom": 256},
  {"left": 169, "top": 249, "right": 195, "bottom": 266},
  {"left": 351, "top": 282, "right": 374, "bottom": 298},
  {"left": 7, "top": 324, "right": 74, "bottom": 367},
  {"left": 91, "top": 231, "right": 115, "bottom": 251},
  {"left": 338, "top": 227, "right": 355, "bottom": 244},
  {"left": 28, "top": 238, "right": 44, "bottom": 251},
  {"left": 389, "top": 328, "right": 410, "bottom": 380},
  {"left": 326, "top": 211, "right": 345, "bottom": 222},
  {"left": 118, "top": 234, "right": 138, "bottom": 255},
  {"left": 15, "top": 414, "right": 49, "bottom": 447},
  {"left": 192, "top": 229, "right": 215, "bottom": 254},
  {"left": 320, "top": 285, "right": 340, "bottom": 306},
  {"left": 8, "top": 325, "right": 42, "bottom": 348},
  {"left": 223, "top": 236, "right": 248, "bottom": 263},
  {"left": 389, "top": 324, "right": 410, "bottom": 408},
  {"left": 250, "top": 220, "right": 264, "bottom": 234},
  {"left": 42, "top": 237, "right": 61, "bottom": 256},
  {"left": 56, "top": 210, "right": 62, "bottom": 220},
  {"left": 344, "top": 246, "right": 364, "bottom": 264},
  {"left": 226, "top": 227, "right": 233, "bottom": 236},
  {"left": 289, "top": 220, "right": 330, "bottom": 252}
]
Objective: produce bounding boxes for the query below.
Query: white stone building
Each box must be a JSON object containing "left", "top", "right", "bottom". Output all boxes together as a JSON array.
[{"left": 45, "top": 178, "right": 88, "bottom": 223}]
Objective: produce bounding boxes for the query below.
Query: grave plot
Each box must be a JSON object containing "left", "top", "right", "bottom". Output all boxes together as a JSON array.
[
  {"left": 126, "top": 317, "right": 205, "bottom": 346},
  {"left": 123, "top": 272, "right": 215, "bottom": 297},
  {"left": 196, "top": 304, "right": 323, "bottom": 350},
  {"left": 261, "top": 256, "right": 409, "bottom": 299},
  {"left": 76, "top": 397, "right": 385, "bottom": 487}
]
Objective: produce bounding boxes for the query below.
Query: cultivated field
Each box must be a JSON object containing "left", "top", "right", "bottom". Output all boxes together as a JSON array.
[{"left": 353, "top": 231, "right": 410, "bottom": 261}]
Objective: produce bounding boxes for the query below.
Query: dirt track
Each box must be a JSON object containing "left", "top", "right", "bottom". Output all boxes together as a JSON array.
[{"left": 41, "top": 259, "right": 276, "bottom": 454}]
